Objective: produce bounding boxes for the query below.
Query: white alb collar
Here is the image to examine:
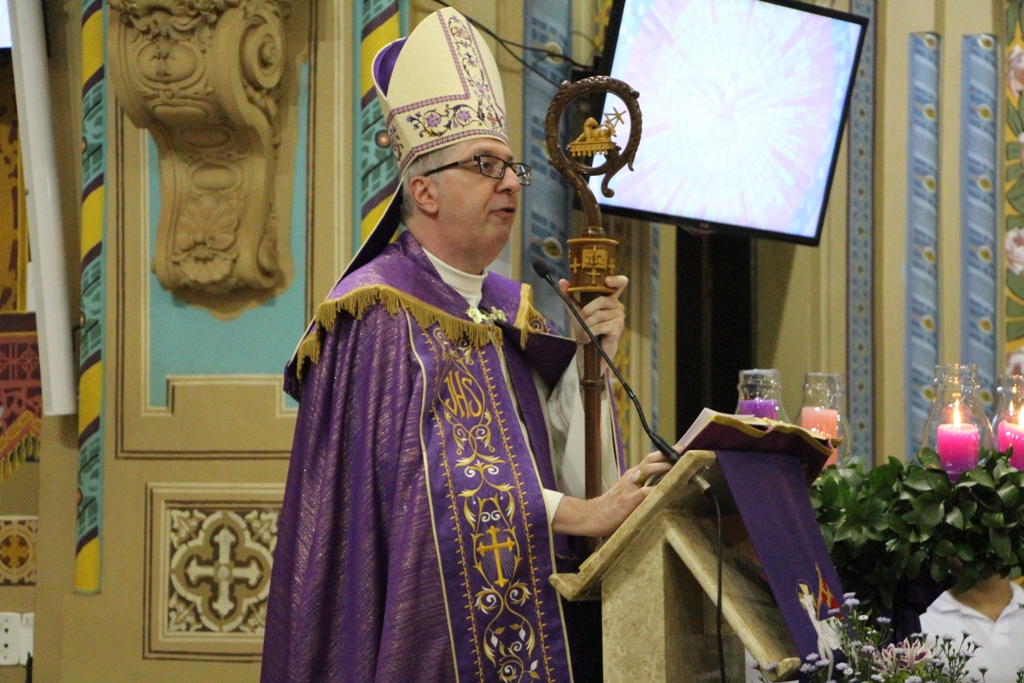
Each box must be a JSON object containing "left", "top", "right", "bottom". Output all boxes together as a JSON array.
[{"left": 422, "top": 247, "right": 485, "bottom": 310}]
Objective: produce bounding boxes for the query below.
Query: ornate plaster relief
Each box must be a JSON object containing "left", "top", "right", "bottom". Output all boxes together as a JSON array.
[{"left": 109, "top": 0, "right": 292, "bottom": 296}]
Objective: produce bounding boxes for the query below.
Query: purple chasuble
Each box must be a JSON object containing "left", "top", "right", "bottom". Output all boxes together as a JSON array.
[{"left": 263, "top": 233, "right": 578, "bottom": 683}]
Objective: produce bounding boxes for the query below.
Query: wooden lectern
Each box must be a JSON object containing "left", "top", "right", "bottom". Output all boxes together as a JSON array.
[{"left": 551, "top": 450, "right": 803, "bottom": 683}]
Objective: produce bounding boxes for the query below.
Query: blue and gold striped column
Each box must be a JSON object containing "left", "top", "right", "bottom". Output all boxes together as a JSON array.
[
  {"left": 960, "top": 35, "right": 999, "bottom": 412},
  {"left": 76, "top": 0, "right": 107, "bottom": 593},
  {"left": 905, "top": 32, "right": 941, "bottom": 459},
  {"left": 847, "top": 0, "right": 876, "bottom": 463},
  {"left": 353, "top": 1, "right": 406, "bottom": 253},
  {"left": 520, "top": 0, "right": 573, "bottom": 334}
]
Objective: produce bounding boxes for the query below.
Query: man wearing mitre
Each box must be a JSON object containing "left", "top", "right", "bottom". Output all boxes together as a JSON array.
[{"left": 260, "top": 8, "right": 671, "bottom": 682}]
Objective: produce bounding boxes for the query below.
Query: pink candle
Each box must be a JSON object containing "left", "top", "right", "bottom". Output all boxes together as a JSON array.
[
  {"left": 937, "top": 422, "right": 979, "bottom": 479},
  {"left": 800, "top": 407, "right": 839, "bottom": 438},
  {"left": 998, "top": 419, "right": 1024, "bottom": 469},
  {"left": 801, "top": 407, "right": 841, "bottom": 467}
]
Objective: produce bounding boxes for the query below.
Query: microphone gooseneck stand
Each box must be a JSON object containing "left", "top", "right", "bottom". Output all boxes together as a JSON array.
[{"left": 532, "top": 259, "right": 678, "bottom": 465}]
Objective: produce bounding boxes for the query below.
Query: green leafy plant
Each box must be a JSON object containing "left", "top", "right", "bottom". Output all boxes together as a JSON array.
[{"left": 810, "top": 450, "right": 1024, "bottom": 617}]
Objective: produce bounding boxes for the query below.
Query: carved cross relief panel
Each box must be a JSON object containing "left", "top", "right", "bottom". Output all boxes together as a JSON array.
[
  {"left": 109, "top": 0, "right": 295, "bottom": 311},
  {"left": 146, "top": 483, "right": 283, "bottom": 661}
]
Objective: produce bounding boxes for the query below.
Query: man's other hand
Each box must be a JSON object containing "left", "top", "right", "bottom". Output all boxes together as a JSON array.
[{"left": 550, "top": 449, "right": 673, "bottom": 537}]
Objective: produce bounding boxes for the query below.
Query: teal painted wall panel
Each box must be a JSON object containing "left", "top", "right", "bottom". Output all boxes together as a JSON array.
[{"left": 147, "top": 62, "right": 310, "bottom": 407}]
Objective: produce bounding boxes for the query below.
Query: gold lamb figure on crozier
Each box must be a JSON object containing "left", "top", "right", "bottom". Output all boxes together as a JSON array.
[{"left": 567, "top": 110, "right": 624, "bottom": 157}]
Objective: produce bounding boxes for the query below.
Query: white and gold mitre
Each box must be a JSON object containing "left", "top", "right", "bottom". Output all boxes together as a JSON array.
[{"left": 373, "top": 7, "right": 509, "bottom": 173}]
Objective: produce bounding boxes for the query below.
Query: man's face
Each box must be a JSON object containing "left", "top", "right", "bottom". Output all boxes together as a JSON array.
[{"left": 430, "top": 138, "right": 521, "bottom": 273}]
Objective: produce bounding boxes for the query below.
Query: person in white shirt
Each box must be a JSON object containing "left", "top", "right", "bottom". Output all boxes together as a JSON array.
[{"left": 919, "top": 575, "right": 1024, "bottom": 683}]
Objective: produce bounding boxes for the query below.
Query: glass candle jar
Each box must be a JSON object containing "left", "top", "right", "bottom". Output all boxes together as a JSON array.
[
  {"left": 736, "top": 368, "right": 790, "bottom": 422},
  {"left": 921, "top": 363, "right": 993, "bottom": 479},
  {"left": 797, "top": 372, "right": 852, "bottom": 467},
  {"left": 991, "top": 374, "right": 1024, "bottom": 469}
]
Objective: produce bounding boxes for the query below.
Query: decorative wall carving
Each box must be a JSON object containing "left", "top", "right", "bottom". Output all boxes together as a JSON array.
[
  {"left": 0, "top": 516, "right": 37, "bottom": 586},
  {"left": 146, "top": 483, "right": 283, "bottom": 661},
  {"left": 167, "top": 508, "right": 275, "bottom": 633},
  {"left": 109, "top": 0, "right": 293, "bottom": 295}
]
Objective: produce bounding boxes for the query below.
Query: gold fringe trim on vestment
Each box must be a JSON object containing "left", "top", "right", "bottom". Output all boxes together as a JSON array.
[
  {"left": 296, "top": 285, "right": 523, "bottom": 381},
  {"left": 296, "top": 330, "right": 321, "bottom": 369},
  {"left": 0, "top": 433, "right": 39, "bottom": 485}
]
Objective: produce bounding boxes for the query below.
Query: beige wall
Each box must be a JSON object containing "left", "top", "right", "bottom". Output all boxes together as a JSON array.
[
  {"left": 754, "top": 1, "right": 850, "bottom": 436},
  {"left": 873, "top": 0, "right": 1001, "bottom": 461},
  {"left": 756, "top": 0, "right": 1002, "bottom": 463}
]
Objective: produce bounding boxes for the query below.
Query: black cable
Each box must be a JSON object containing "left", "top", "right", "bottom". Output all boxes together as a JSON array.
[
  {"left": 430, "top": 0, "right": 594, "bottom": 69},
  {"left": 429, "top": 0, "right": 596, "bottom": 86}
]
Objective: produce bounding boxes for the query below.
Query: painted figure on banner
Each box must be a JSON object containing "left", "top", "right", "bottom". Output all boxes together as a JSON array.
[
  {"left": 798, "top": 566, "right": 843, "bottom": 673},
  {"left": 260, "top": 8, "right": 672, "bottom": 682}
]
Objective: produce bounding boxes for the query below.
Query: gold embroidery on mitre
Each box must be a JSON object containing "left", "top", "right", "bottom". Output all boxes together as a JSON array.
[{"left": 375, "top": 8, "right": 509, "bottom": 173}]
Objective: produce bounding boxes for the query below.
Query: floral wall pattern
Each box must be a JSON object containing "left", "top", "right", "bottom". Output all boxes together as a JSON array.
[{"left": 1006, "top": 2, "right": 1024, "bottom": 373}]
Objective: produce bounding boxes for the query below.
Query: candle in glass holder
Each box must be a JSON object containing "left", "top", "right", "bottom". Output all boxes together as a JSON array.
[
  {"left": 936, "top": 402, "right": 979, "bottom": 479},
  {"left": 799, "top": 407, "right": 840, "bottom": 438},
  {"left": 737, "top": 397, "right": 779, "bottom": 419},
  {"left": 997, "top": 413, "right": 1024, "bottom": 469}
]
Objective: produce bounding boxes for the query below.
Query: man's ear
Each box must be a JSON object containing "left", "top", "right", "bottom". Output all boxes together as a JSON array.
[{"left": 407, "top": 175, "right": 440, "bottom": 217}]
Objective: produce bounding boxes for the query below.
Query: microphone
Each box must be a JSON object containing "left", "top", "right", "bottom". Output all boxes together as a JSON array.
[{"left": 532, "top": 259, "right": 680, "bottom": 464}]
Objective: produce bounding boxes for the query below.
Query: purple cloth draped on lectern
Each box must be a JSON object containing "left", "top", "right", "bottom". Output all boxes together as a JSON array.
[
  {"left": 261, "top": 233, "right": 580, "bottom": 683},
  {"left": 717, "top": 450, "right": 845, "bottom": 663}
]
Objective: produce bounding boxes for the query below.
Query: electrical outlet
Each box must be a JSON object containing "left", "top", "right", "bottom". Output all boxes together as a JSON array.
[
  {"left": 19, "top": 613, "right": 32, "bottom": 666},
  {"left": 0, "top": 612, "right": 20, "bottom": 666}
]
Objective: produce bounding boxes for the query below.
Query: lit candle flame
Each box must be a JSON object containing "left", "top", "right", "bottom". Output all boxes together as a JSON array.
[{"left": 953, "top": 400, "right": 961, "bottom": 427}]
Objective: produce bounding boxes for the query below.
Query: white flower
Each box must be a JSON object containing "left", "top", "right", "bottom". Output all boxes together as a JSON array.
[
  {"left": 1009, "top": 46, "right": 1024, "bottom": 97},
  {"left": 1006, "top": 228, "right": 1024, "bottom": 276}
]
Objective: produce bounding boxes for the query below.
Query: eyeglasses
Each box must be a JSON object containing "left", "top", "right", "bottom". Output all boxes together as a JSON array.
[{"left": 422, "top": 154, "right": 533, "bottom": 186}]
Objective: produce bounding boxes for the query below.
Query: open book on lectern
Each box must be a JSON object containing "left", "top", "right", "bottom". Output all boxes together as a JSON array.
[{"left": 675, "top": 407, "right": 838, "bottom": 484}]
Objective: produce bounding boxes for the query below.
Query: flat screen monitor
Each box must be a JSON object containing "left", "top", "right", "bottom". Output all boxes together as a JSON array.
[
  {"left": 0, "top": 1, "right": 10, "bottom": 49},
  {"left": 591, "top": 0, "right": 867, "bottom": 245}
]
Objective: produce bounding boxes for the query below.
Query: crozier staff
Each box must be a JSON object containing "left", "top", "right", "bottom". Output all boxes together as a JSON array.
[{"left": 260, "top": 8, "right": 670, "bottom": 682}]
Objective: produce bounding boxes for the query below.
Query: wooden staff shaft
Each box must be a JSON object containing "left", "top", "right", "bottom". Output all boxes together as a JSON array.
[{"left": 580, "top": 293, "right": 604, "bottom": 501}]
